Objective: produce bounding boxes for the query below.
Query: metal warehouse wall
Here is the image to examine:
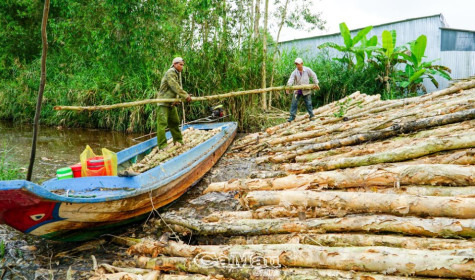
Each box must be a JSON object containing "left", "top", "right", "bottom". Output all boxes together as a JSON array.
[
  {"left": 440, "top": 28, "right": 475, "bottom": 87},
  {"left": 280, "top": 14, "right": 475, "bottom": 92}
]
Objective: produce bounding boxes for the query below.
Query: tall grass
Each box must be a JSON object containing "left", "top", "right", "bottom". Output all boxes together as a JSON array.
[
  {"left": 0, "top": 144, "right": 23, "bottom": 180},
  {"left": 0, "top": 47, "right": 385, "bottom": 133}
]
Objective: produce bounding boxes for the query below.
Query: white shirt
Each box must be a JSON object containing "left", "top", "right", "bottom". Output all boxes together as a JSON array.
[{"left": 287, "top": 66, "right": 319, "bottom": 96}]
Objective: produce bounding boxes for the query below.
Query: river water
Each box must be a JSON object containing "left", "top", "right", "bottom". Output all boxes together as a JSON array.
[{"left": 0, "top": 120, "right": 142, "bottom": 182}]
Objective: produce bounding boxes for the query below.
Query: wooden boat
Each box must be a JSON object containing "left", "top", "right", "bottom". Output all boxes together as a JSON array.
[{"left": 0, "top": 122, "right": 237, "bottom": 241}]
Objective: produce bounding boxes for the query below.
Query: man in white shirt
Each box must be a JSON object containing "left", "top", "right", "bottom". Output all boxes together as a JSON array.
[{"left": 286, "top": 57, "right": 319, "bottom": 122}]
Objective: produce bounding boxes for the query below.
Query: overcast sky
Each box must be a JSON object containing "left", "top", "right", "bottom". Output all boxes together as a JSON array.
[{"left": 279, "top": 0, "right": 475, "bottom": 41}]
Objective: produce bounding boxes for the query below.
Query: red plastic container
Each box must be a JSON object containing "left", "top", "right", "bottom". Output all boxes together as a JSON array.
[
  {"left": 70, "top": 163, "right": 82, "bottom": 178},
  {"left": 86, "top": 156, "right": 106, "bottom": 176}
]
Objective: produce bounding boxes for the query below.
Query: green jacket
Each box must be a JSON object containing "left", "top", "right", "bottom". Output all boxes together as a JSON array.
[{"left": 157, "top": 67, "right": 188, "bottom": 106}]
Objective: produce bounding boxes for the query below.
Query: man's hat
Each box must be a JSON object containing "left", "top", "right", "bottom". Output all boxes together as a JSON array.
[
  {"left": 294, "top": 57, "right": 303, "bottom": 64},
  {"left": 171, "top": 57, "right": 184, "bottom": 67}
]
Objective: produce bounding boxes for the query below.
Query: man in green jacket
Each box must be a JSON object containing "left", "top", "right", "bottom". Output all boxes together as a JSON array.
[{"left": 156, "top": 57, "right": 192, "bottom": 149}]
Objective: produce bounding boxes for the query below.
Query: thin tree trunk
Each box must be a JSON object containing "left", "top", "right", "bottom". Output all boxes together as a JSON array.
[
  {"left": 298, "top": 133, "right": 475, "bottom": 172},
  {"left": 245, "top": 84, "right": 473, "bottom": 151},
  {"left": 129, "top": 241, "right": 475, "bottom": 278},
  {"left": 269, "top": 0, "right": 290, "bottom": 109},
  {"left": 260, "top": 94, "right": 472, "bottom": 158},
  {"left": 205, "top": 233, "right": 475, "bottom": 250},
  {"left": 160, "top": 275, "right": 211, "bottom": 280},
  {"left": 253, "top": 0, "right": 260, "bottom": 39},
  {"left": 260, "top": 0, "right": 268, "bottom": 110},
  {"left": 242, "top": 190, "right": 475, "bottom": 218},
  {"left": 204, "top": 164, "right": 475, "bottom": 193},
  {"left": 138, "top": 256, "right": 450, "bottom": 280},
  {"left": 346, "top": 185, "right": 475, "bottom": 197},
  {"left": 159, "top": 213, "right": 475, "bottom": 238},
  {"left": 296, "top": 109, "right": 475, "bottom": 156},
  {"left": 419, "top": 79, "right": 475, "bottom": 101},
  {"left": 27, "top": 0, "right": 50, "bottom": 181},
  {"left": 189, "top": 14, "right": 195, "bottom": 50},
  {"left": 54, "top": 84, "right": 318, "bottom": 111}
]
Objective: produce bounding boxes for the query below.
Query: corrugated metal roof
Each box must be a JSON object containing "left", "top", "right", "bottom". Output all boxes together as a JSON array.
[
  {"left": 441, "top": 27, "right": 475, "bottom": 33},
  {"left": 279, "top": 14, "right": 445, "bottom": 43}
]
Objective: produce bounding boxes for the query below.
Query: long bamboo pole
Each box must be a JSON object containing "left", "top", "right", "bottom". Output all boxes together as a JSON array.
[
  {"left": 27, "top": 0, "right": 50, "bottom": 181},
  {"left": 53, "top": 84, "right": 320, "bottom": 111}
]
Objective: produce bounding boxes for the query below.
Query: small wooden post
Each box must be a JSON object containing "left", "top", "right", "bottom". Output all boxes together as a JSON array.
[{"left": 27, "top": 0, "right": 50, "bottom": 181}]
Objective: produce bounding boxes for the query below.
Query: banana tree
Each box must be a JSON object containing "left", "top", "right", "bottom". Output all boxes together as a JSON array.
[
  {"left": 369, "top": 30, "right": 407, "bottom": 92},
  {"left": 394, "top": 35, "right": 451, "bottom": 94},
  {"left": 318, "top": 22, "right": 374, "bottom": 69}
]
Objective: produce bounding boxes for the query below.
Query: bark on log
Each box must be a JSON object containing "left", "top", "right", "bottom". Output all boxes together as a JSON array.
[
  {"left": 295, "top": 109, "right": 475, "bottom": 157},
  {"left": 159, "top": 213, "right": 475, "bottom": 238},
  {"left": 111, "top": 236, "right": 141, "bottom": 247},
  {"left": 90, "top": 271, "right": 160, "bottom": 280},
  {"left": 298, "top": 133, "right": 475, "bottom": 172},
  {"left": 130, "top": 128, "right": 218, "bottom": 173},
  {"left": 241, "top": 93, "right": 381, "bottom": 154},
  {"left": 411, "top": 148, "right": 475, "bottom": 165},
  {"left": 277, "top": 90, "right": 472, "bottom": 142},
  {"left": 160, "top": 275, "right": 216, "bottom": 280},
  {"left": 419, "top": 79, "right": 475, "bottom": 101},
  {"left": 202, "top": 206, "right": 326, "bottom": 221},
  {"left": 211, "top": 233, "right": 475, "bottom": 250},
  {"left": 282, "top": 96, "right": 474, "bottom": 153},
  {"left": 248, "top": 83, "right": 474, "bottom": 151},
  {"left": 346, "top": 185, "right": 475, "bottom": 197},
  {"left": 138, "top": 256, "right": 444, "bottom": 280},
  {"left": 258, "top": 93, "right": 474, "bottom": 162},
  {"left": 276, "top": 93, "right": 378, "bottom": 137},
  {"left": 264, "top": 91, "right": 364, "bottom": 135},
  {"left": 290, "top": 121, "right": 474, "bottom": 166},
  {"left": 243, "top": 190, "right": 475, "bottom": 218},
  {"left": 129, "top": 241, "right": 475, "bottom": 278},
  {"left": 54, "top": 84, "right": 319, "bottom": 111},
  {"left": 204, "top": 164, "right": 475, "bottom": 193}
]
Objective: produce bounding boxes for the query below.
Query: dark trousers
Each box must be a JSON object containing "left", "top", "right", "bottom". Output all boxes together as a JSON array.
[
  {"left": 157, "top": 105, "right": 183, "bottom": 149},
  {"left": 289, "top": 94, "right": 314, "bottom": 121}
]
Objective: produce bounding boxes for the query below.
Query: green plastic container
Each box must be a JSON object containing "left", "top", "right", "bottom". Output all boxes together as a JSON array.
[{"left": 57, "top": 167, "right": 73, "bottom": 180}]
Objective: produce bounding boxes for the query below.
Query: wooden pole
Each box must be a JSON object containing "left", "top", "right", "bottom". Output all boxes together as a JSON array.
[
  {"left": 53, "top": 84, "right": 320, "bottom": 111},
  {"left": 261, "top": 0, "right": 269, "bottom": 110},
  {"left": 27, "top": 0, "right": 50, "bottom": 181}
]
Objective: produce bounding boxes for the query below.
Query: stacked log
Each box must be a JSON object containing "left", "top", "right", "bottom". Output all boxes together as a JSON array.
[
  {"left": 90, "top": 80, "right": 475, "bottom": 279},
  {"left": 128, "top": 127, "right": 220, "bottom": 173}
]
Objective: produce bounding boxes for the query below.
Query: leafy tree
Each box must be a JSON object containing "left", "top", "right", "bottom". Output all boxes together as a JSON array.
[
  {"left": 319, "top": 23, "right": 452, "bottom": 97},
  {"left": 0, "top": 0, "right": 42, "bottom": 78},
  {"left": 394, "top": 35, "right": 451, "bottom": 94},
  {"left": 369, "top": 30, "right": 408, "bottom": 92},
  {"left": 318, "top": 23, "right": 375, "bottom": 69}
]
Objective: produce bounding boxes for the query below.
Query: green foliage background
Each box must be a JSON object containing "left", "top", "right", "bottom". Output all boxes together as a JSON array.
[{"left": 0, "top": 0, "right": 382, "bottom": 132}]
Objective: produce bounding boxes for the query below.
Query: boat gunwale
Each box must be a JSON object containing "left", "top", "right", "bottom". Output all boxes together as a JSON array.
[{"left": 0, "top": 122, "right": 237, "bottom": 204}]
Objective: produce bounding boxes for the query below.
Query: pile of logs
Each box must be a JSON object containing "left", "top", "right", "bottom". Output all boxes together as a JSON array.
[
  {"left": 128, "top": 128, "right": 220, "bottom": 173},
  {"left": 90, "top": 80, "right": 475, "bottom": 279}
]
